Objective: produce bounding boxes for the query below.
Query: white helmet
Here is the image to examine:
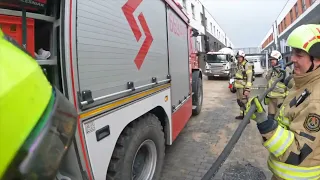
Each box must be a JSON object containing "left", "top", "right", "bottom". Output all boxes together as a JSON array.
[
  {"left": 269, "top": 50, "right": 282, "bottom": 60},
  {"left": 236, "top": 50, "right": 245, "bottom": 58}
]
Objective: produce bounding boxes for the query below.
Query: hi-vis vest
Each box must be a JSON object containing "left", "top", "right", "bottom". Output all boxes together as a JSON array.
[
  {"left": 266, "top": 68, "right": 288, "bottom": 98},
  {"left": 234, "top": 60, "right": 253, "bottom": 89}
]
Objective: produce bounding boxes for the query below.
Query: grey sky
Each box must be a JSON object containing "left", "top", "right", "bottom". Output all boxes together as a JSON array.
[{"left": 202, "top": 0, "right": 288, "bottom": 48}]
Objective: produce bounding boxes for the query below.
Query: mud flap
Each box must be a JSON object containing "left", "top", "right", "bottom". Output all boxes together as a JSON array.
[{"left": 192, "top": 70, "right": 203, "bottom": 116}]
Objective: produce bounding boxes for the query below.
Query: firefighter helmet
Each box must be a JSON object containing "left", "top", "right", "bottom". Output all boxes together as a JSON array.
[
  {"left": 287, "top": 24, "right": 320, "bottom": 58},
  {"left": 0, "top": 29, "right": 78, "bottom": 179},
  {"left": 0, "top": 29, "right": 52, "bottom": 178},
  {"left": 236, "top": 50, "right": 245, "bottom": 58},
  {"left": 269, "top": 50, "right": 282, "bottom": 60}
]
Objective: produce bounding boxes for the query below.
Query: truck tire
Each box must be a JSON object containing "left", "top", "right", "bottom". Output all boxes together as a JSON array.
[
  {"left": 106, "top": 113, "right": 165, "bottom": 180},
  {"left": 192, "top": 71, "right": 203, "bottom": 116}
]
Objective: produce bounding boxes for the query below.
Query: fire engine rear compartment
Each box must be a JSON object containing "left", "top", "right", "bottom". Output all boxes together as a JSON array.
[
  {"left": 0, "top": 0, "right": 63, "bottom": 91},
  {"left": 74, "top": 0, "right": 192, "bottom": 179},
  {"left": 76, "top": 0, "right": 191, "bottom": 112},
  {"left": 0, "top": 0, "right": 191, "bottom": 113}
]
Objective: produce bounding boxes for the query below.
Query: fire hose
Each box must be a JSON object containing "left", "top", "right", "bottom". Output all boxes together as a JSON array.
[{"left": 201, "top": 62, "right": 293, "bottom": 180}]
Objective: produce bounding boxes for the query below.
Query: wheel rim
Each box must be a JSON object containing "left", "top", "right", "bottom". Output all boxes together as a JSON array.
[{"left": 132, "top": 140, "right": 157, "bottom": 180}]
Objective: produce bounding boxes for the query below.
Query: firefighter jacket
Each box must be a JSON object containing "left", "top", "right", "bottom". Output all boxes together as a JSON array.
[
  {"left": 265, "top": 66, "right": 293, "bottom": 99},
  {"left": 234, "top": 60, "right": 253, "bottom": 90},
  {"left": 257, "top": 67, "right": 320, "bottom": 180}
]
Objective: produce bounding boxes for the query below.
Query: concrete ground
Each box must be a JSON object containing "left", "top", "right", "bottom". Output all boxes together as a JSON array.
[{"left": 160, "top": 76, "right": 272, "bottom": 180}]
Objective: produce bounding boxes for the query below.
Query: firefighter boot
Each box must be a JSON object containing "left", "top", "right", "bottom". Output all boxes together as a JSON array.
[
  {"left": 235, "top": 111, "right": 244, "bottom": 119},
  {"left": 235, "top": 111, "right": 250, "bottom": 124}
]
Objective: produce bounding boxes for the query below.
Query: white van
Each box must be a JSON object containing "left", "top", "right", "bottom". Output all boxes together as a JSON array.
[{"left": 246, "top": 56, "right": 264, "bottom": 77}]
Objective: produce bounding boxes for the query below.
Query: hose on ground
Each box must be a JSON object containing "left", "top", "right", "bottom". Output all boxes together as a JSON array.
[{"left": 201, "top": 62, "right": 293, "bottom": 180}]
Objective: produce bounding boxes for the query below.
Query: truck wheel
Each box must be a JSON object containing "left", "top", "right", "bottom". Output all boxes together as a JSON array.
[
  {"left": 192, "top": 72, "right": 203, "bottom": 116},
  {"left": 106, "top": 114, "right": 165, "bottom": 180}
]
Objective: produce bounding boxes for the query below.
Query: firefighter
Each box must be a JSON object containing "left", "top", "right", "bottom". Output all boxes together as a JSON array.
[
  {"left": 0, "top": 29, "right": 78, "bottom": 179},
  {"left": 234, "top": 50, "right": 253, "bottom": 119},
  {"left": 246, "top": 24, "right": 320, "bottom": 180},
  {"left": 264, "top": 50, "right": 293, "bottom": 121}
]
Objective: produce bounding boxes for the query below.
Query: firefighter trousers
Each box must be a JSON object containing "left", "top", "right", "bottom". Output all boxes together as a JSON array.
[
  {"left": 268, "top": 98, "right": 284, "bottom": 118},
  {"left": 236, "top": 88, "right": 248, "bottom": 116}
]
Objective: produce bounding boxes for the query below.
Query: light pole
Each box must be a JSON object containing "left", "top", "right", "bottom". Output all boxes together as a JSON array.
[{"left": 265, "top": 50, "right": 269, "bottom": 72}]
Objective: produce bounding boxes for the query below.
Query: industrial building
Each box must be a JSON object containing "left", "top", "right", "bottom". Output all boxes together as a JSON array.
[
  {"left": 175, "top": 0, "right": 234, "bottom": 52},
  {"left": 260, "top": 0, "right": 320, "bottom": 62}
]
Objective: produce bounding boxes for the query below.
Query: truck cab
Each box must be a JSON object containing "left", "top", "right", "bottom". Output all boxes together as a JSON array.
[{"left": 204, "top": 47, "right": 235, "bottom": 80}]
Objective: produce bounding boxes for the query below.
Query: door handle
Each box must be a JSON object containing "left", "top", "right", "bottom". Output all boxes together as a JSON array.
[{"left": 96, "top": 125, "right": 110, "bottom": 141}]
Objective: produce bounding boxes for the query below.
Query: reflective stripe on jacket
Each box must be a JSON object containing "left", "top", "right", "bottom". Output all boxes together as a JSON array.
[
  {"left": 234, "top": 60, "right": 253, "bottom": 89},
  {"left": 268, "top": 155, "right": 320, "bottom": 180}
]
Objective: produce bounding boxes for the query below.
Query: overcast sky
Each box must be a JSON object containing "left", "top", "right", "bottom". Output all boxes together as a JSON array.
[{"left": 202, "top": 0, "right": 288, "bottom": 48}]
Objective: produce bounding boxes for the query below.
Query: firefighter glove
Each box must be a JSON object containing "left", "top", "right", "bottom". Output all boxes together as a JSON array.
[{"left": 245, "top": 96, "right": 267, "bottom": 124}]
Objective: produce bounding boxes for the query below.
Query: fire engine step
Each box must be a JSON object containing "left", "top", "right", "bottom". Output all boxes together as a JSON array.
[{"left": 221, "top": 163, "right": 266, "bottom": 180}]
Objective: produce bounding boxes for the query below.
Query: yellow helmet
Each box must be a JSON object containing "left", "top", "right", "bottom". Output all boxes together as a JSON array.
[
  {"left": 0, "top": 28, "right": 52, "bottom": 178},
  {"left": 287, "top": 24, "right": 320, "bottom": 58},
  {"left": 0, "top": 29, "right": 78, "bottom": 179}
]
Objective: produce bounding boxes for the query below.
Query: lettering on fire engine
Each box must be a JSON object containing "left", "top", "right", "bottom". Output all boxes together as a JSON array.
[
  {"left": 168, "top": 12, "right": 186, "bottom": 37},
  {"left": 21, "top": 0, "right": 46, "bottom": 7}
]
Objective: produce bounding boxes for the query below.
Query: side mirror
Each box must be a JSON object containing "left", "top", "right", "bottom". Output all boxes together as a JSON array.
[{"left": 191, "top": 28, "right": 199, "bottom": 37}]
